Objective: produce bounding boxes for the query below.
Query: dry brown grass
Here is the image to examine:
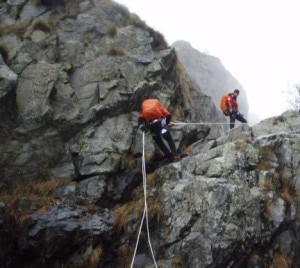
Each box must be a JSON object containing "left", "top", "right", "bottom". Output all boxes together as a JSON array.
[
  {"left": 261, "top": 179, "right": 277, "bottom": 192},
  {"left": 117, "top": 244, "right": 134, "bottom": 268},
  {"left": 108, "top": 46, "right": 126, "bottom": 56},
  {"left": 88, "top": 245, "right": 103, "bottom": 267},
  {"left": 0, "top": 23, "right": 30, "bottom": 39},
  {"left": 123, "top": 153, "right": 140, "bottom": 173},
  {"left": 32, "top": 19, "right": 58, "bottom": 33},
  {"left": 248, "top": 251, "right": 262, "bottom": 266},
  {"left": 265, "top": 202, "right": 274, "bottom": 216},
  {"left": 68, "top": 243, "right": 103, "bottom": 268},
  {"left": 148, "top": 28, "right": 168, "bottom": 51},
  {"left": 106, "top": 26, "right": 117, "bottom": 38},
  {"left": 115, "top": 195, "right": 164, "bottom": 233},
  {"left": 282, "top": 181, "right": 293, "bottom": 204},
  {"left": 145, "top": 150, "right": 154, "bottom": 162},
  {"left": 129, "top": 19, "right": 168, "bottom": 51},
  {"left": 235, "top": 139, "right": 247, "bottom": 150},
  {"left": 279, "top": 170, "right": 294, "bottom": 204},
  {"left": 256, "top": 147, "right": 276, "bottom": 171},
  {"left": 109, "top": 1, "right": 131, "bottom": 21},
  {"left": 1, "top": 178, "right": 71, "bottom": 226},
  {"left": 272, "top": 253, "right": 291, "bottom": 268},
  {"left": 147, "top": 198, "right": 163, "bottom": 222},
  {"left": 115, "top": 200, "right": 142, "bottom": 233},
  {"left": 84, "top": 203, "right": 97, "bottom": 214},
  {"left": 146, "top": 172, "right": 158, "bottom": 188},
  {"left": 171, "top": 256, "right": 185, "bottom": 268}
]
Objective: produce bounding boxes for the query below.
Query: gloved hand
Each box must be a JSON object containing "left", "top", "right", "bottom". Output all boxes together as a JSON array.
[
  {"left": 140, "top": 125, "right": 148, "bottom": 133},
  {"left": 169, "top": 121, "right": 174, "bottom": 127}
]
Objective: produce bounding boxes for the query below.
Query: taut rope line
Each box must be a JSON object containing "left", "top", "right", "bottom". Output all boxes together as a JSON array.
[
  {"left": 130, "top": 132, "right": 158, "bottom": 268},
  {"left": 173, "top": 122, "right": 246, "bottom": 125}
]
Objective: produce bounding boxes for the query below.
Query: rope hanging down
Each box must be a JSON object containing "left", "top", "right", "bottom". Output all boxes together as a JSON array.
[{"left": 130, "top": 132, "right": 158, "bottom": 268}]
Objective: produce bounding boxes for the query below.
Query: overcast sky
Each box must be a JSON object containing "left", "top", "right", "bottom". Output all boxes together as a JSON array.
[{"left": 114, "top": 0, "right": 300, "bottom": 123}]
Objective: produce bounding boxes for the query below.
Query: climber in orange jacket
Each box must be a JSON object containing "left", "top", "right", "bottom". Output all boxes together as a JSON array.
[
  {"left": 227, "top": 89, "right": 247, "bottom": 129},
  {"left": 138, "top": 99, "right": 180, "bottom": 163}
]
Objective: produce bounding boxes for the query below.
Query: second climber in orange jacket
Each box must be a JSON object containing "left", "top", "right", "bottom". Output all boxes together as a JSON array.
[
  {"left": 227, "top": 89, "right": 247, "bottom": 129},
  {"left": 138, "top": 99, "right": 180, "bottom": 163}
]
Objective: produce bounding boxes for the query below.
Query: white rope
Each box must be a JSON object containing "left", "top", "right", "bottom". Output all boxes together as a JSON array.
[
  {"left": 130, "top": 132, "right": 158, "bottom": 268},
  {"left": 173, "top": 122, "right": 248, "bottom": 127},
  {"left": 173, "top": 122, "right": 231, "bottom": 125}
]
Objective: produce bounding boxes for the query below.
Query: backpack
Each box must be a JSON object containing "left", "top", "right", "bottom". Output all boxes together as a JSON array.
[
  {"left": 220, "top": 94, "right": 229, "bottom": 116},
  {"left": 141, "top": 99, "right": 170, "bottom": 122}
]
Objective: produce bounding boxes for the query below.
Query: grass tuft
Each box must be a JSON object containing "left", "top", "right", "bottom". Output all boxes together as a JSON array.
[
  {"left": 129, "top": 19, "right": 168, "bottom": 51},
  {"left": 272, "top": 252, "right": 291, "bottom": 268},
  {"left": 115, "top": 200, "right": 141, "bottom": 233},
  {"left": 1, "top": 178, "right": 71, "bottom": 227},
  {"left": 117, "top": 244, "right": 134, "bottom": 268},
  {"left": 256, "top": 147, "right": 276, "bottom": 171},
  {"left": 0, "top": 23, "right": 30, "bottom": 39},
  {"left": 115, "top": 195, "right": 163, "bottom": 234},
  {"left": 88, "top": 245, "right": 103, "bottom": 267},
  {"left": 108, "top": 45, "right": 126, "bottom": 56},
  {"left": 235, "top": 139, "right": 247, "bottom": 150},
  {"left": 32, "top": 19, "right": 58, "bottom": 33},
  {"left": 106, "top": 26, "right": 117, "bottom": 38}
]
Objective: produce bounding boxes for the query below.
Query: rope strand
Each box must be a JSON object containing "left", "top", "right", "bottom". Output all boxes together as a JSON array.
[
  {"left": 173, "top": 122, "right": 238, "bottom": 125},
  {"left": 130, "top": 132, "right": 158, "bottom": 268}
]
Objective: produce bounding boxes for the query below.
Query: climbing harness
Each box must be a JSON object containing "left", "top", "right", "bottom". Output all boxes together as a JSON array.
[{"left": 130, "top": 132, "right": 158, "bottom": 268}]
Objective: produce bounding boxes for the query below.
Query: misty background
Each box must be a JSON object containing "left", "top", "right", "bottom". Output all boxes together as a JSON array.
[{"left": 114, "top": 0, "right": 300, "bottom": 124}]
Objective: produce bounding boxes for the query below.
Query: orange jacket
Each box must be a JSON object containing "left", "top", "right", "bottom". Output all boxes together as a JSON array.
[
  {"left": 139, "top": 99, "right": 170, "bottom": 123},
  {"left": 227, "top": 94, "right": 238, "bottom": 108}
]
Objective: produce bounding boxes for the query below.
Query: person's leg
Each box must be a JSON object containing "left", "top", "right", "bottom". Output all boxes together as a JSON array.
[
  {"left": 229, "top": 114, "right": 235, "bottom": 129},
  {"left": 162, "top": 130, "right": 177, "bottom": 156},
  {"left": 235, "top": 114, "right": 247, "bottom": 124},
  {"left": 149, "top": 121, "right": 173, "bottom": 159},
  {"left": 152, "top": 135, "right": 173, "bottom": 159}
]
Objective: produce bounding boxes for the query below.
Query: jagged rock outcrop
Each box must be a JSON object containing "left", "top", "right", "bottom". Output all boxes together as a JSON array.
[
  {"left": 124, "top": 110, "right": 300, "bottom": 267},
  {"left": 1, "top": 1, "right": 299, "bottom": 268},
  {"left": 173, "top": 40, "right": 249, "bottom": 117}
]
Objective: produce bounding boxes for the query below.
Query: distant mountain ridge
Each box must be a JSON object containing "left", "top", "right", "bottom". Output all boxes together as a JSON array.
[{"left": 172, "top": 40, "right": 249, "bottom": 117}]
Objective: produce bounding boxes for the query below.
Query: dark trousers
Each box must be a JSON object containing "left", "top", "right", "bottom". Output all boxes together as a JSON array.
[
  {"left": 148, "top": 121, "right": 177, "bottom": 159},
  {"left": 229, "top": 113, "right": 247, "bottom": 129}
]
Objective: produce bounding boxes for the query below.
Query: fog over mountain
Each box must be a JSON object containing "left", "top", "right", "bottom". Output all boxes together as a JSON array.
[{"left": 172, "top": 40, "right": 256, "bottom": 123}]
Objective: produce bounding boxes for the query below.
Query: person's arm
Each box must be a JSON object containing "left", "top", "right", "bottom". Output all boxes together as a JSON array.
[
  {"left": 158, "top": 104, "right": 171, "bottom": 121},
  {"left": 138, "top": 116, "right": 148, "bottom": 132},
  {"left": 165, "top": 114, "right": 171, "bottom": 124}
]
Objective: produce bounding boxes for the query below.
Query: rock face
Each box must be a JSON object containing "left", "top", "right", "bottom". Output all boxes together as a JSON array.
[
  {"left": 173, "top": 40, "right": 249, "bottom": 117},
  {"left": 149, "top": 110, "right": 300, "bottom": 267},
  {"left": 0, "top": 1, "right": 300, "bottom": 268},
  {"left": 0, "top": 0, "right": 224, "bottom": 181}
]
